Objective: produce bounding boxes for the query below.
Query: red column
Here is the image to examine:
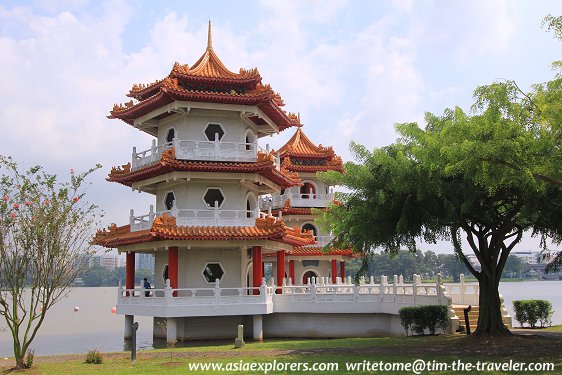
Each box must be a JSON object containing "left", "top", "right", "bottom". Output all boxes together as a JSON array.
[
  {"left": 252, "top": 246, "right": 263, "bottom": 295},
  {"left": 340, "top": 261, "right": 346, "bottom": 280},
  {"left": 276, "top": 250, "right": 285, "bottom": 293},
  {"left": 331, "top": 259, "right": 338, "bottom": 284},
  {"left": 126, "top": 252, "right": 135, "bottom": 296},
  {"left": 289, "top": 260, "right": 295, "bottom": 285},
  {"left": 168, "top": 246, "right": 178, "bottom": 297}
]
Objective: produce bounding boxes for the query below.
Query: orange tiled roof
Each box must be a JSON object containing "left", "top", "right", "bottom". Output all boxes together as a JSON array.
[
  {"left": 93, "top": 213, "right": 315, "bottom": 248},
  {"left": 280, "top": 156, "right": 344, "bottom": 173},
  {"left": 276, "top": 128, "right": 344, "bottom": 173},
  {"left": 289, "top": 246, "right": 354, "bottom": 257},
  {"left": 111, "top": 22, "right": 299, "bottom": 134},
  {"left": 278, "top": 128, "right": 332, "bottom": 158},
  {"left": 107, "top": 147, "right": 301, "bottom": 188},
  {"left": 271, "top": 206, "right": 313, "bottom": 216}
]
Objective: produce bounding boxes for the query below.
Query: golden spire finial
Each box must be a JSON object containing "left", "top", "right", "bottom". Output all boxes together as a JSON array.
[{"left": 207, "top": 19, "right": 213, "bottom": 50}]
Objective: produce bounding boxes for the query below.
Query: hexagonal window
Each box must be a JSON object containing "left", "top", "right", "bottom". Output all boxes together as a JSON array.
[
  {"left": 203, "top": 263, "right": 225, "bottom": 283},
  {"left": 204, "top": 188, "right": 224, "bottom": 208},
  {"left": 164, "top": 191, "right": 175, "bottom": 210},
  {"left": 204, "top": 123, "right": 225, "bottom": 141}
]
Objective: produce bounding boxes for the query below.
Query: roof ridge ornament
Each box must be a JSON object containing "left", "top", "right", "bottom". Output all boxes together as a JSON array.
[{"left": 207, "top": 19, "right": 213, "bottom": 50}]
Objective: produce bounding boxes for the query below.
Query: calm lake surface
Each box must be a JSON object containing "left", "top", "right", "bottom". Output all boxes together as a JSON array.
[{"left": 0, "top": 281, "right": 560, "bottom": 357}]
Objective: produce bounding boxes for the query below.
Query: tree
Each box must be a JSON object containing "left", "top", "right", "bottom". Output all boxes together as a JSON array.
[
  {"left": 0, "top": 157, "right": 101, "bottom": 369},
  {"left": 320, "top": 81, "right": 562, "bottom": 336},
  {"left": 81, "top": 265, "right": 113, "bottom": 287}
]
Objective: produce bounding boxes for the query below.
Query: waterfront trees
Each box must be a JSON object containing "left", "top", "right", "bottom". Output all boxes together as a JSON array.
[
  {"left": 320, "top": 79, "right": 562, "bottom": 336},
  {"left": 0, "top": 157, "right": 101, "bottom": 369}
]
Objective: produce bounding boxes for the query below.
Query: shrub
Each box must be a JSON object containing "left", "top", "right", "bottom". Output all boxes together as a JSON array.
[
  {"left": 85, "top": 349, "right": 103, "bottom": 364},
  {"left": 399, "top": 305, "right": 449, "bottom": 335},
  {"left": 536, "top": 300, "right": 553, "bottom": 328},
  {"left": 24, "top": 349, "right": 34, "bottom": 369},
  {"left": 513, "top": 300, "right": 553, "bottom": 328},
  {"left": 399, "top": 307, "right": 416, "bottom": 336}
]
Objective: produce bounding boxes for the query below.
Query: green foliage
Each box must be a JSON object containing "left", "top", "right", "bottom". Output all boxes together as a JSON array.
[
  {"left": 79, "top": 266, "right": 153, "bottom": 287},
  {"left": 320, "top": 73, "right": 562, "bottom": 336},
  {"left": 345, "top": 250, "right": 470, "bottom": 281},
  {"left": 513, "top": 300, "right": 554, "bottom": 328},
  {"left": 85, "top": 349, "right": 103, "bottom": 364},
  {"left": 399, "top": 306, "right": 449, "bottom": 336},
  {"left": 399, "top": 307, "right": 416, "bottom": 336}
]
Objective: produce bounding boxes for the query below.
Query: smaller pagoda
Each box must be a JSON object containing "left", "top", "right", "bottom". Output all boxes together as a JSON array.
[{"left": 260, "top": 127, "right": 352, "bottom": 285}]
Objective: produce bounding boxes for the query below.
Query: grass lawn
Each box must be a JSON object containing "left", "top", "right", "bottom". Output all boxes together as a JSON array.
[
  {"left": 545, "top": 324, "right": 562, "bottom": 332},
  {"left": 1, "top": 334, "right": 561, "bottom": 374}
]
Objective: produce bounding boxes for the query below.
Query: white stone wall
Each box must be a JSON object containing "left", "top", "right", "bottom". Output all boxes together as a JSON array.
[
  {"left": 154, "top": 182, "right": 258, "bottom": 212},
  {"left": 154, "top": 247, "right": 248, "bottom": 289},
  {"left": 264, "top": 313, "right": 405, "bottom": 337},
  {"left": 154, "top": 316, "right": 254, "bottom": 340},
  {"left": 156, "top": 109, "right": 256, "bottom": 145},
  {"left": 284, "top": 177, "right": 330, "bottom": 196},
  {"left": 270, "top": 259, "right": 332, "bottom": 285},
  {"left": 153, "top": 313, "right": 404, "bottom": 339}
]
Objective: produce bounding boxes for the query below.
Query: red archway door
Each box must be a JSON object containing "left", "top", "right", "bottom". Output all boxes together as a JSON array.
[
  {"left": 300, "top": 183, "right": 315, "bottom": 199},
  {"left": 302, "top": 270, "right": 318, "bottom": 284}
]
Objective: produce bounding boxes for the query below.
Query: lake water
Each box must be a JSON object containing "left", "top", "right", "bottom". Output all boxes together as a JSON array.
[{"left": 0, "top": 281, "right": 560, "bottom": 357}]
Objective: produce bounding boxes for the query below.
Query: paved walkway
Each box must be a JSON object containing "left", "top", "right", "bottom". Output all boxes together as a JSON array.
[{"left": 511, "top": 328, "right": 562, "bottom": 339}]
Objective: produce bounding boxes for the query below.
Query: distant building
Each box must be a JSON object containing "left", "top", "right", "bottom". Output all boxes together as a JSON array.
[
  {"left": 83, "top": 253, "right": 119, "bottom": 271},
  {"left": 511, "top": 250, "right": 539, "bottom": 265},
  {"left": 136, "top": 253, "right": 155, "bottom": 272},
  {"left": 101, "top": 254, "right": 119, "bottom": 271}
]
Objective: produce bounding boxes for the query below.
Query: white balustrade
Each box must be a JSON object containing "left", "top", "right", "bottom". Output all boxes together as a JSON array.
[
  {"left": 129, "top": 206, "right": 260, "bottom": 231},
  {"left": 443, "top": 273, "right": 480, "bottom": 305},
  {"left": 116, "top": 273, "right": 482, "bottom": 318},
  {"left": 131, "top": 138, "right": 258, "bottom": 171},
  {"left": 259, "top": 192, "right": 335, "bottom": 210}
]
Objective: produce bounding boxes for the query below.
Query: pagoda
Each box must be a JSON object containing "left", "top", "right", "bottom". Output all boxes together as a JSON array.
[
  {"left": 260, "top": 127, "right": 352, "bottom": 285},
  {"left": 91, "top": 22, "right": 483, "bottom": 342},
  {"left": 94, "top": 22, "right": 315, "bottom": 342}
]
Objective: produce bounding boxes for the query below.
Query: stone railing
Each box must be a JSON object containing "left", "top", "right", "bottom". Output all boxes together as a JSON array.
[
  {"left": 259, "top": 192, "right": 334, "bottom": 210},
  {"left": 129, "top": 205, "right": 259, "bottom": 231},
  {"left": 131, "top": 138, "right": 258, "bottom": 171},
  {"left": 116, "top": 274, "right": 468, "bottom": 320},
  {"left": 117, "top": 279, "right": 274, "bottom": 317},
  {"left": 443, "top": 273, "right": 480, "bottom": 305}
]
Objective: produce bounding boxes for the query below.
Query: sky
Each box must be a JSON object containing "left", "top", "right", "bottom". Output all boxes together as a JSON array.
[{"left": 0, "top": 0, "right": 560, "bottom": 254}]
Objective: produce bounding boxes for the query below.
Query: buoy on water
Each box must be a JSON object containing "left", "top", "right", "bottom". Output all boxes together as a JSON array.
[
  {"left": 73, "top": 306, "right": 80, "bottom": 312},
  {"left": 111, "top": 307, "right": 116, "bottom": 314}
]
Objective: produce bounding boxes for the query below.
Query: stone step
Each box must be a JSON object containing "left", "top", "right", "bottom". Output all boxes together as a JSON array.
[{"left": 453, "top": 305, "right": 479, "bottom": 332}]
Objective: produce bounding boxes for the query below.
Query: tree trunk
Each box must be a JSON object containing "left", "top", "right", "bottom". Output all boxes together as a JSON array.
[
  {"left": 15, "top": 350, "right": 25, "bottom": 369},
  {"left": 473, "top": 274, "right": 511, "bottom": 336}
]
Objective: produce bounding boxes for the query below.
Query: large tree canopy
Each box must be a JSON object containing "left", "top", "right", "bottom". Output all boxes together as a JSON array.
[{"left": 320, "top": 79, "right": 562, "bottom": 336}]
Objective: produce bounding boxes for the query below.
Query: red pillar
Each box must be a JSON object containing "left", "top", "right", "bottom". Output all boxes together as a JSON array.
[
  {"left": 289, "top": 260, "right": 295, "bottom": 285},
  {"left": 252, "top": 246, "right": 263, "bottom": 295},
  {"left": 331, "top": 259, "right": 338, "bottom": 284},
  {"left": 168, "top": 246, "right": 178, "bottom": 297},
  {"left": 126, "top": 252, "right": 135, "bottom": 296},
  {"left": 340, "top": 261, "right": 346, "bottom": 280},
  {"left": 276, "top": 250, "right": 285, "bottom": 293}
]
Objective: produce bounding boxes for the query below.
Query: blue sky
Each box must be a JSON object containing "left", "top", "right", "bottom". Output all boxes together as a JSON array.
[{"left": 0, "top": 0, "right": 560, "bottom": 253}]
